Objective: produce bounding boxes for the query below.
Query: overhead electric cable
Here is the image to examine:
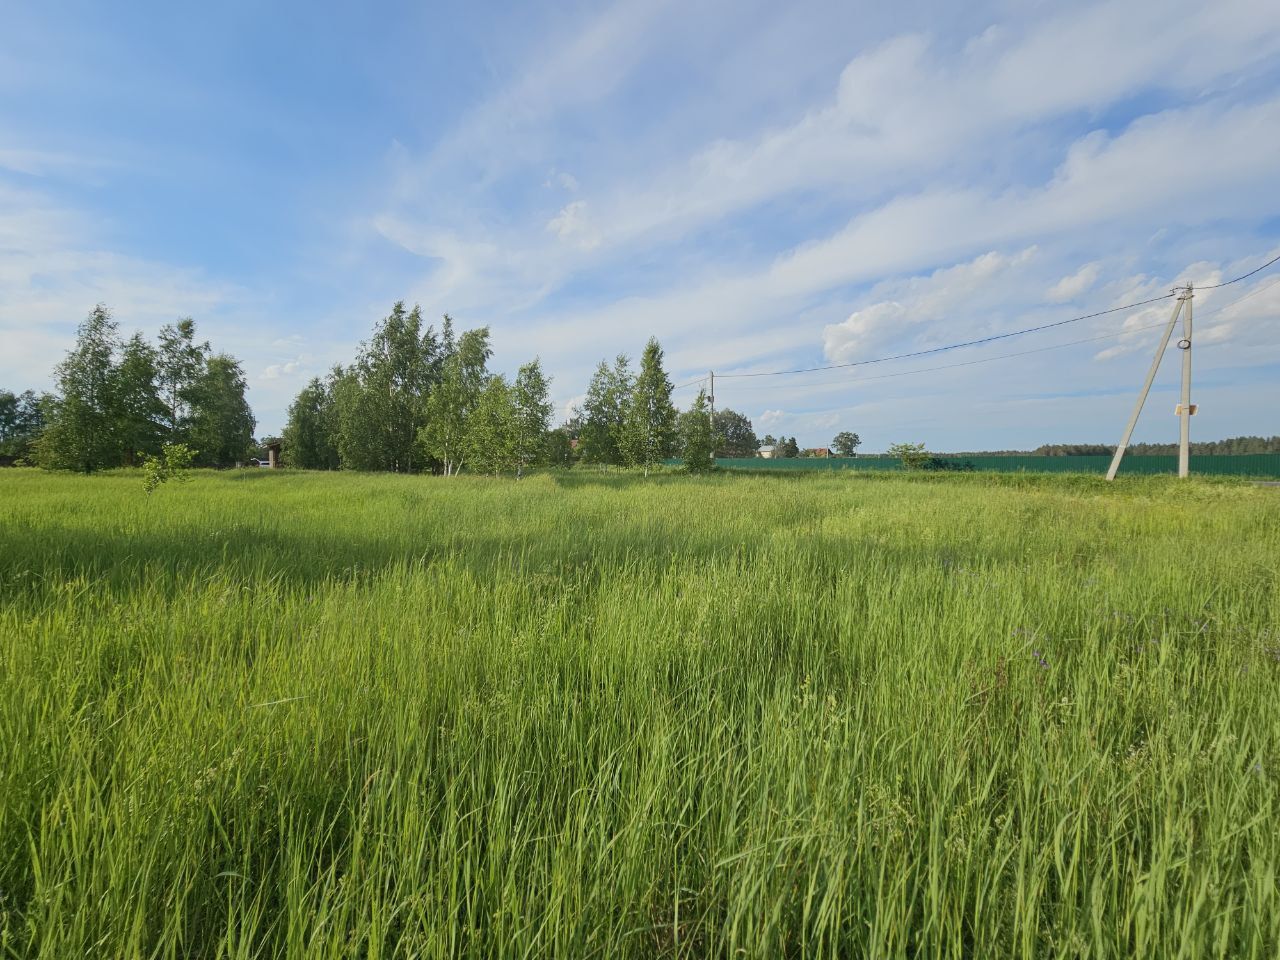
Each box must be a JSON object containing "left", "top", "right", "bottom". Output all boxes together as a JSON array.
[
  {"left": 712, "top": 251, "right": 1280, "bottom": 381},
  {"left": 1195, "top": 251, "right": 1280, "bottom": 290},
  {"left": 673, "top": 375, "right": 709, "bottom": 392},
  {"left": 717, "top": 320, "right": 1175, "bottom": 394},
  {"left": 716, "top": 276, "right": 1276, "bottom": 396},
  {"left": 715, "top": 293, "right": 1176, "bottom": 379}
]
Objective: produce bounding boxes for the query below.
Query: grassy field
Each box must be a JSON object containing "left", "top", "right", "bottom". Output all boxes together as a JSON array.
[{"left": 1, "top": 467, "right": 1278, "bottom": 958}]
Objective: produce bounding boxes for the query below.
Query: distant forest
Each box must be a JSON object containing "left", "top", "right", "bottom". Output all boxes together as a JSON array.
[{"left": 945, "top": 437, "right": 1280, "bottom": 457}]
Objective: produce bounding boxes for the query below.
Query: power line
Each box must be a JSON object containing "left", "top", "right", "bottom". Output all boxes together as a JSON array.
[
  {"left": 716, "top": 275, "right": 1278, "bottom": 396},
  {"left": 1195, "top": 251, "right": 1280, "bottom": 290},
  {"left": 715, "top": 293, "right": 1175, "bottom": 380},
  {"left": 673, "top": 375, "right": 708, "bottom": 392},
  {"left": 713, "top": 251, "right": 1280, "bottom": 381},
  {"left": 717, "top": 320, "right": 1173, "bottom": 394}
]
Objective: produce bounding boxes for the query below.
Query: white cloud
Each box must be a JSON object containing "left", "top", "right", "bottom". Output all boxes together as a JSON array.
[
  {"left": 560, "top": 393, "right": 585, "bottom": 420},
  {"left": 259, "top": 358, "right": 304, "bottom": 381},
  {"left": 410, "top": 0, "right": 1280, "bottom": 277},
  {"left": 546, "top": 200, "right": 600, "bottom": 250},
  {"left": 822, "top": 248, "right": 1038, "bottom": 363},
  {"left": 379, "top": 71, "right": 1280, "bottom": 404},
  {"left": 1048, "top": 263, "right": 1100, "bottom": 302},
  {"left": 1093, "top": 259, "right": 1280, "bottom": 361}
]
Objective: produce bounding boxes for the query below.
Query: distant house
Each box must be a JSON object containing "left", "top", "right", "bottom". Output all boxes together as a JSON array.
[
  {"left": 758, "top": 445, "right": 777, "bottom": 459},
  {"left": 809, "top": 447, "right": 832, "bottom": 458}
]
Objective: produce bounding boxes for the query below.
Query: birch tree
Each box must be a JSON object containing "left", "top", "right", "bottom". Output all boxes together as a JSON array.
[{"left": 620, "top": 338, "right": 677, "bottom": 476}]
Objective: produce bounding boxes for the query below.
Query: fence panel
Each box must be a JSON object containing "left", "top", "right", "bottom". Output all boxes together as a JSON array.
[{"left": 707, "top": 454, "right": 1280, "bottom": 477}]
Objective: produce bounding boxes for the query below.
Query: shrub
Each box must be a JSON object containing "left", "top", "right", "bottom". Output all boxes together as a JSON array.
[
  {"left": 142, "top": 443, "right": 197, "bottom": 494},
  {"left": 887, "top": 441, "right": 931, "bottom": 470}
]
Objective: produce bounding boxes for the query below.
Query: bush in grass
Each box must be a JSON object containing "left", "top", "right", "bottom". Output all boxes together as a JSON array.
[
  {"left": 142, "top": 443, "right": 196, "bottom": 494},
  {"left": 887, "top": 441, "right": 931, "bottom": 470}
]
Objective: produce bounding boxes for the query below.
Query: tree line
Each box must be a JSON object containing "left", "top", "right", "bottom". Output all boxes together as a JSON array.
[
  {"left": 559, "top": 341, "right": 708, "bottom": 473},
  {"left": 280, "top": 304, "right": 556, "bottom": 476},
  {"left": 1, "top": 306, "right": 254, "bottom": 471},
  {"left": 281, "top": 306, "right": 773, "bottom": 475},
  {"left": 24, "top": 302, "right": 1271, "bottom": 477}
]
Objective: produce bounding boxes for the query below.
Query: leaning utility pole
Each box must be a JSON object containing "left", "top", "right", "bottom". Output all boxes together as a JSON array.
[
  {"left": 1177, "top": 283, "right": 1194, "bottom": 477},
  {"left": 1106, "top": 286, "right": 1193, "bottom": 481}
]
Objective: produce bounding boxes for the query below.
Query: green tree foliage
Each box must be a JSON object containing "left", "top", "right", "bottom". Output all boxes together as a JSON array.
[
  {"left": 332, "top": 304, "right": 444, "bottom": 472},
  {"left": 156, "top": 318, "right": 209, "bottom": 441},
  {"left": 712, "top": 408, "right": 758, "bottom": 457},
  {"left": 282, "top": 376, "right": 339, "bottom": 469},
  {"left": 832, "top": 431, "right": 861, "bottom": 457},
  {"left": 366, "top": 303, "right": 438, "bottom": 472},
  {"left": 331, "top": 365, "right": 384, "bottom": 470},
  {"left": 620, "top": 338, "right": 677, "bottom": 475},
  {"left": 578, "top": 356, "right": 632, "bottom": 466},
  {"left": 142, "top": 443, "right": 196, "bottom": 494},
  {"left": 0, "top": 389, "right": 45, "bottom": 460},
  {"left": 888, "top": 441, "right": 931, "bottom": 470},
  {"left": 511, "top": 359, "right": 553, "bottom": 476},
  {"left": 778, "top": 436, "right": 800, "bottom": 458},
  {"left": 186, "top": 355, "right": 256, "bottom": 467},
  {"left": 292, "top": 311, "right": 519, "bottom": 475},
  {"left": 36, "top": 306, "right": 122, "bottom": 472},
  {"left": 465, "top": 376, "right": 518, "bottom": 475},
  {"left": 678, "top": 389, "right": 715, "bottom": 472},
  {"left": 34, "top": 307, "right": 253, "bottom": 472},
  {"left": 550, "top": 412, "right": 582, "bottom": 467},
  {"left": 114, "top": 333, "right": 167, "bottom": 465},
  {"left": 420, "top": 327, "right": 492, "bottom": 476},
  {"left": 545, "top": 427, "right": 576, "bottom": 467}
]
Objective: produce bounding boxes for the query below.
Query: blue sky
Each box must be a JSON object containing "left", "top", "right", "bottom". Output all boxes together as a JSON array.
[{"left": 2, "top": 0, "right": 1279, "bottom": 450}]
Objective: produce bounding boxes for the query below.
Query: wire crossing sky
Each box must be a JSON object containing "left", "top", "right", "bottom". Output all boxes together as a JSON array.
[
  {"left": 700, "top": 253, "right": 1280, "bottom": 382},
  {"left": 2, "top": 0, "right": 1278, "bottom": 448}
]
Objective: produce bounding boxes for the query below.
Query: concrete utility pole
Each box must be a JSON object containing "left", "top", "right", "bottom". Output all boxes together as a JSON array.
[
  {"left": 708, "top": 371, "right": 716, "bottom": 455},
  {"left": 1177, "top": 283, "right": 1194, "bottom": 478},
  {"left": 1106, "top": 288, "right": 1188, "bottom": 481}
]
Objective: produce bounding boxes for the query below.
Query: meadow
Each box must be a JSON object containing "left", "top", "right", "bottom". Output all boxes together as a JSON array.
[{"left": 1, "top": 467, "right": 1278, "bottom": 958}]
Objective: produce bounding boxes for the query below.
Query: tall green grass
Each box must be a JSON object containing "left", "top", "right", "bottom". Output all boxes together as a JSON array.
[{"left": 1, "top": 468, "right": 1277, "bottom": 958}]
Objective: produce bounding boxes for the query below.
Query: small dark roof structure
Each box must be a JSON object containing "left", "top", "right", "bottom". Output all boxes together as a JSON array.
[{"left": 262, "top": 439, "right": 282, "bottom": 468}]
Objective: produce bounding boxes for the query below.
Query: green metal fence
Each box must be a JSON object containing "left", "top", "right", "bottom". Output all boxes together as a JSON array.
[{"left": 706, "top": 454, "right": 1280, "bottom": 477}]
